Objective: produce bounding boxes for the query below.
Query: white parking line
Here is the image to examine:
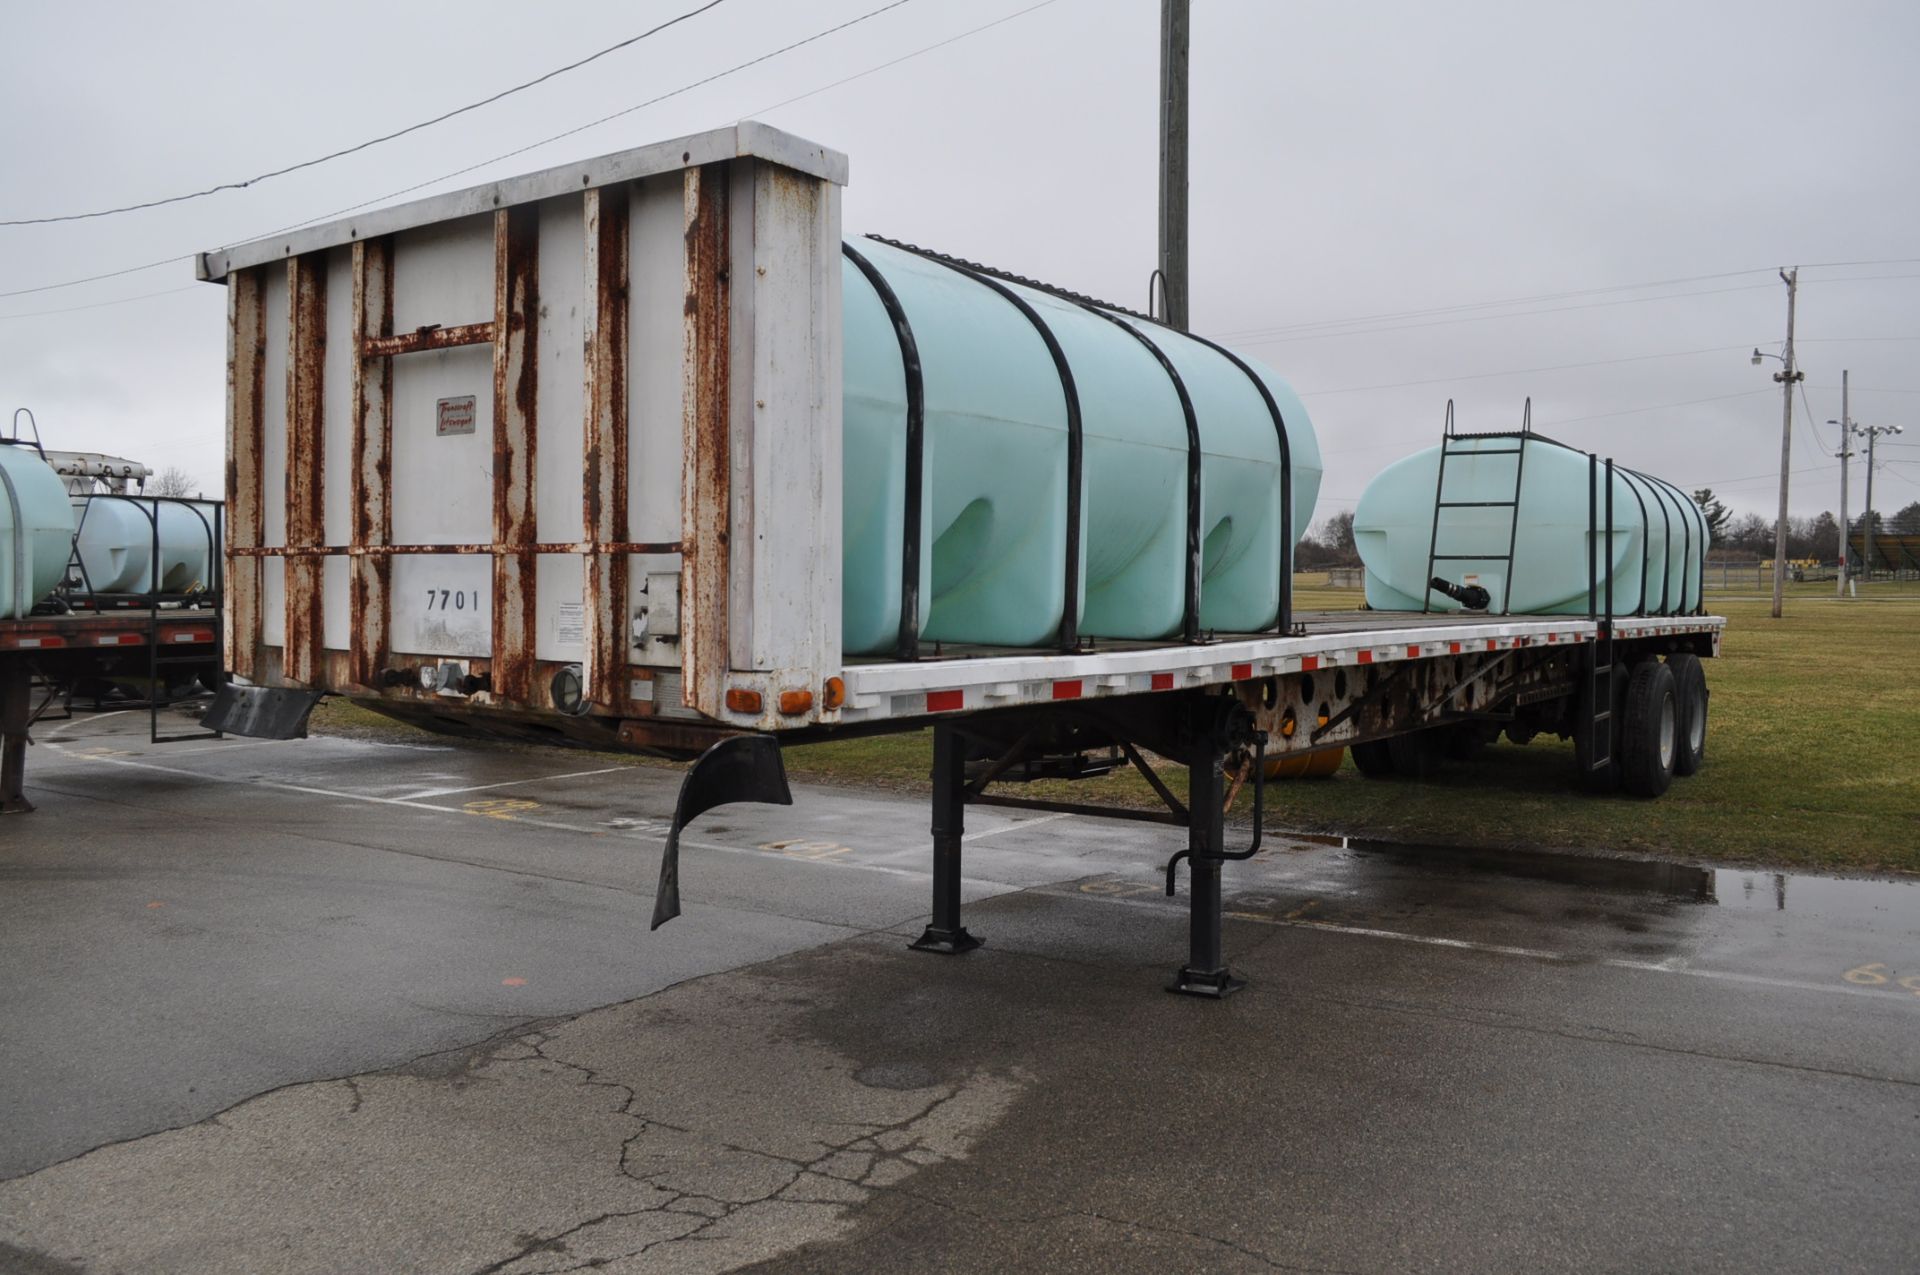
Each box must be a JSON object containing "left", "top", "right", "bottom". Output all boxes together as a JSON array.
[
  {"left": 42, "top": 745, "right": 1012, "bottom": 892},
  {"left": 964, "top": 811, "right": 1074, "bottom": 842},
  {"left": 394, "top": 765, "right": 636, "bottom": 800}
]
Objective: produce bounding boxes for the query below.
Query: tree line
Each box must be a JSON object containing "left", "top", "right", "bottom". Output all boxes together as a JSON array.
[{"left": 1295, "top": 493, "right": 1920, "bottom": 569}]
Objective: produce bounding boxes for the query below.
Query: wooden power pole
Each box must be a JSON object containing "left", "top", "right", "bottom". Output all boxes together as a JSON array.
[{"left": 1158, "top": 0, "right": 1190, "bottom": 331}]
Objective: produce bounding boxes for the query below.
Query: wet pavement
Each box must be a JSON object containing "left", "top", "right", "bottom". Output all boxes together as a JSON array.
[{"left": 1, "top": 706, "right": 1916, "bottom": 1273}]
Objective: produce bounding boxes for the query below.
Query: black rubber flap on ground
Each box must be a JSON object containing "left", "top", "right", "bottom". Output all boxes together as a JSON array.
[
  {"left": 651, "top": 734, "right": 792, "bottom": 930},
  {"left": 202, "top": 685, "right": 324, "bottom": 740}
]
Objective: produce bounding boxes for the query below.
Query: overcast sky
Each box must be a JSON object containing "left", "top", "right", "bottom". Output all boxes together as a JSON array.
[{"left": 5, "top": 0, "right": 1918, "bottom": 526}]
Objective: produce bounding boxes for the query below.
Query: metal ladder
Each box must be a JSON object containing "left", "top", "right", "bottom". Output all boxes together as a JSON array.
[
  {"left": 1584, "top": 453, "right": 1618, "bottom": 773},
  {"left": 1422, "top": 399, "right": 1531, "bottom": 614}
]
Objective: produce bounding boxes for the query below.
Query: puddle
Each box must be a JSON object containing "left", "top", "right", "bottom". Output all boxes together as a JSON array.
[
  {"left": 1297, "top": 833, "right": 1920, "bottom": 925},
  {"left": 1328, "top": 836, "right": 1719, "bottom": 900}
]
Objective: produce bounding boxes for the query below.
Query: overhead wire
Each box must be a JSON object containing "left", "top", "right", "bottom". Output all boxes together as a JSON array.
[
  {"left": 0, "top": 0, "right": 742, "bottom": 226},
  {"left": 201, "top": 0, "right": 938, "bottom": 256},
  {"left": 1294, "top": 343, "right": 1760, "bottom": 398},
  {"left": 0, "top": 0, "right": 997, "bottom": 322},
  {"left": 740, "top": 0, "right": 1063, "bottom": 117},
  {"left": 0, "top": 285, "right": 201, "bottom": 321}
]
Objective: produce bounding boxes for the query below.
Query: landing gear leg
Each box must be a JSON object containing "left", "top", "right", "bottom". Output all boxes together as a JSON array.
[
  {"left": 911, "top": 721, "right": 982, "bottom": 955},
  {"left": 1, "top": 658, "right": 34, "bottom": 815},
  {"left": 1169, "top": 724, "right": 1245, "bottom": 998}
]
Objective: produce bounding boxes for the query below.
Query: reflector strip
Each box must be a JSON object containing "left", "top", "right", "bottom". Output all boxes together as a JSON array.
[
  {"left": 926, "top": 689, "right": 963, "bottom": 713},
  {"left": 1357, "top": 650, "right": 1373, "bottom": 664},
  {"left": 1151, "top": 672, "right": 1175, "bottom": 691},
  {"left": 96, "top": 634, "right": 142, "bottom": 646},
  {"left": 1231, "top": 663, "right": 1252, "bottom": 680},
  {"left": 1407, "top": 644, "right": 1421, "bottom": 658},
  {"left": 1052, "top": 680, "right": 1083, "bottom": 700},
  {"left": 1301, "top": 656, "right": 1320, "bottom": 671}
]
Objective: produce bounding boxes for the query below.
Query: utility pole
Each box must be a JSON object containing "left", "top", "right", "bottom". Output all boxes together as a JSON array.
[
  {"left": 1767, "top": 268, "right": 1803, "bottom": 619},
  {"left": 1158, "top": 0, "right": 1190, "bottom": 331},
  {"left": 1836, "top": 370, "right": 1851, "bottom": 599}
]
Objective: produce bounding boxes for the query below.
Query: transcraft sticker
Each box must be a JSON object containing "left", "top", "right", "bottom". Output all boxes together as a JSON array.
[{"left": 436, "top": 395, "right": 477, "bottom": 436}]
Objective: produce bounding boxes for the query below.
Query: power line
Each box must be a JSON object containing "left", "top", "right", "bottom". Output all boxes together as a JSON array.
[
  {"left": 0, "top": 0, "right": 740, "bottom": 226},
  {"left": 207, "top": 0, "right": 931, "bottom": 256},
  {"left": 1222, "top": 272, "right": 1920, "bottom": 349},
  {"left": 1211, "top": 269, "right": 1774, "bottom": 343},
  {"left": 742, "top": 0, "right": 1063, "bottom": 117},
  {"left": 1294, "top": 343, "right": 1758, "bottom": 398},
  {"left": 0, "top": 0, "right": 1036, "bottom": 302},
  {"left": 0, "top": 0, "right": 1035, "bottom": 325},
  {"left": 1535, "top": 387, "right": 1775, "bottom": 428},
  {"left": 1222, "top": 281, "right": 1783, "bottom": 348},
  {"left": 0, "top": 285, "right": 200, "bottom": 321},
  {"left": 0, "top": 254, "right": 193, "bottom": 300}
]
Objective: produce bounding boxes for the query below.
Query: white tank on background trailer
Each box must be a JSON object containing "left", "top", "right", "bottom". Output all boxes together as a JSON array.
[{"left": 70, "top": 496, "right": 217, "bottom": 595}]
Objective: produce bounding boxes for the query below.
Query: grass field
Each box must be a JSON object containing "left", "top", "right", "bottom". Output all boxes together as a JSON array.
[{"left": 313, "top": 578, "right": 1920, "bottom": 875}]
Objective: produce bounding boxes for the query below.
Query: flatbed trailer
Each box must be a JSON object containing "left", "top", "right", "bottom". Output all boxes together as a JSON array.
[
  {"left": 0, "top": 607, "right": 224, "bottom": 812},
  {"left": 189, "top": 123, "right": 1726, "bottom": 996}
]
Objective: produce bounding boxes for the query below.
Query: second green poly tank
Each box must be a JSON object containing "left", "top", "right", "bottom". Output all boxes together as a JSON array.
[
  {"left": 1354, "top": 432, "right": 1706, "bottom": 616},
  {"left": 840, "top": 237, "right": 1323, "bottom": 655}
]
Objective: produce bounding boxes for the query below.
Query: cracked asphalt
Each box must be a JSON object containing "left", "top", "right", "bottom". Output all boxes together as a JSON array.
[{"left": 1, "top": 707, "right": 1917, "bottom": 1273}]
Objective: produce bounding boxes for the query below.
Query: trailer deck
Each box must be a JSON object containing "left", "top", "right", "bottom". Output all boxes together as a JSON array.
[{"left": 835, "top": 609, "right": 1723, "bottom": 731}]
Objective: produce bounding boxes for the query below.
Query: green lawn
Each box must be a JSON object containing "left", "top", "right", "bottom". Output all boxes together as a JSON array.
[{"left": 313, "top": 578, "right": 1920, "bottom": 875}]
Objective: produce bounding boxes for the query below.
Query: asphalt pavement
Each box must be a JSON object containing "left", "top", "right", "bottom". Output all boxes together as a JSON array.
[{"left": 1, "top": 705, "right": 1915, "bottom": 1274}]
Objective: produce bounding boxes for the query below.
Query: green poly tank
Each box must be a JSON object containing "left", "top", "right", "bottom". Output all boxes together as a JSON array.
[
  {"left": 1354, "top": 434, "right": 1707, "bottom": 617},
  {"left": 841, "top": 238, "right": 1322, "bottom": 655},
  {"left": 0, "top": 447, "right": 76, "bottom": 618}
]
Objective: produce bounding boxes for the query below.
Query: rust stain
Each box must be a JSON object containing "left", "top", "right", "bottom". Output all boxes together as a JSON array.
[
  {"left": 489, "top": 205, "right": 540, "bottom": 706},
  {"left": 583, "top": 184, "right": 630, "bottom": 715},
  {"left": 349, "top": 237, "right": 394, "bottom": 690},
  {"left": 361, "top": 321, "right": 493, "bottom": 358},
  {"left": 231, "top": 541, "right": 680, "bottom": 559},
  {"left": 284, "top": 254, "right": 328, "bottom": 688},
  {"left": 615, "top": 717, "right": 744, "bottom": 756},
  {"left": 224, "top": 267, "right": 267, "bottom": 681},
  {"left": 680, "top": 162, "right": 731, "bottom": 718}
]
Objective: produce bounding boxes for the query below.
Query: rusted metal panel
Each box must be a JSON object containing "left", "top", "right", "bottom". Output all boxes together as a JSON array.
[
  {"left": 680, "top": 164, "right": 731, "bottom": 718},
  {"left": 284, "top": 255, "right": 328, "bottom": 687},
  {"left": 349, "top": 238, "right": 394, "bottom": 688},
  {"left": 489, "top": 206, "right": 540, "bottom": 705},
  {"left": 234, "top": 541, "right": 681, "bottom": 559},
  {"left": 225, "top": 267, "right": 267, "bottom": 680},
  {"left": 583, "top": 184, "right": 631, "bottom": 714},
  {"left": 362, "top": 322, "right": 495, "bottom": 358}
]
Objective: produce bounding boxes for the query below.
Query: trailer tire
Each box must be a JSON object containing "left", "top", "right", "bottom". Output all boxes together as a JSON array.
[
  {"left": 1350, "top": 739, "right": 1396, "bottom": 778},
  {"left": 1388, "top": 729, "right": 1440, "bottom": 780},
  {"left": 1620, "top": 660, "right": 1678, "bottom": 798},
  {"left": 1668, "top": 654, "right": 1707, "bottom": 776}
]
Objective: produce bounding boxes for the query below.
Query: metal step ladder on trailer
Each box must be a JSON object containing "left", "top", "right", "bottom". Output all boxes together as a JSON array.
[
  {"left": 1583, "top": 453, "right": 1619, "bottom": 777},
  {"left": 1423, "top": 399, "right": 1531, "bottom": 615}
]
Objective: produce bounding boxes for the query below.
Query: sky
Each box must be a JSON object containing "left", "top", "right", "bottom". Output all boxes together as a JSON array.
[{"left": 5, "top": 0, "right": 1919, "bottom": 528}]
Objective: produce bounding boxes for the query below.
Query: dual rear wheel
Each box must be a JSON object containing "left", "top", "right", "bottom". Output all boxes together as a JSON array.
[
  {"left": 1351, "top": 653, "right": 1708, "bottom": 798},
  {"left": 1599, "top": 654, "right": 1709, "bottom": 798}
]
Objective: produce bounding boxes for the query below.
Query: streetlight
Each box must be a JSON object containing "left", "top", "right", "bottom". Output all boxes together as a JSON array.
[{"left": 1853, "top": 421, "right": 1905, "bottom": 585}]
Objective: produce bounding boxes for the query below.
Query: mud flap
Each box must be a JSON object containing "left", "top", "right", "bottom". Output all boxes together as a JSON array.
[
  {"left": 651, "top": 734, "right": 792, "bottom": 930},
  {"left": 203, "top": 684, "right": 324, "bottom": 739}
]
